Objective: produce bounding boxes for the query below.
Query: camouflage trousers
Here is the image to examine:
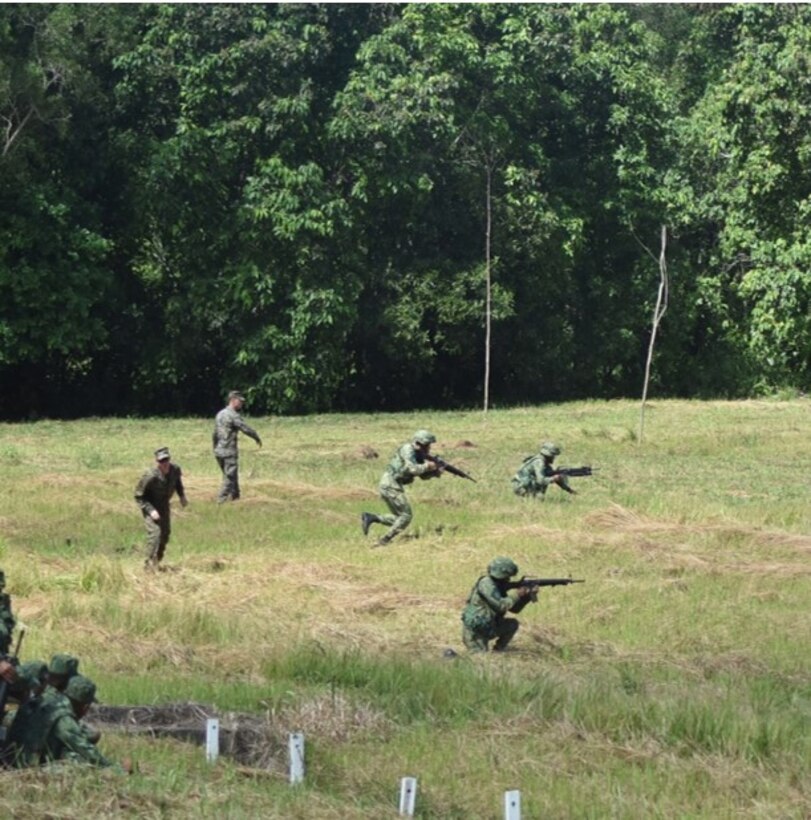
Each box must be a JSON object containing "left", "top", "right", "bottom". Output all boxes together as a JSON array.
[
  {"left": 143, "top": 510, "right": 171, "bottom": 564},
  {"left": 216, "top": 455, "right": 240, "bottom": 502},
  {"left": 377, "top": 477, "right": 413, "bottom": 540},
  {"left": 462, "top": 616, "right": 520, "bottom": 652}
]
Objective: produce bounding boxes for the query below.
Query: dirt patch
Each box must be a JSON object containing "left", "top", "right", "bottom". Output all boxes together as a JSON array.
[{"left": 89, "top": 696, "right": 391, "bottom": 770}]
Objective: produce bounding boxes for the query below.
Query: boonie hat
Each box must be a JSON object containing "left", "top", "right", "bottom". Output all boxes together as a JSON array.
[{"left": 155, "top": 447, "right": 171, "bottom": 461}]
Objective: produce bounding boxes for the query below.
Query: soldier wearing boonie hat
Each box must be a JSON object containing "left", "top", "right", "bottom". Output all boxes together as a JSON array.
[{"left": 135, "top": 446, "right": 188, "bottom": 570}]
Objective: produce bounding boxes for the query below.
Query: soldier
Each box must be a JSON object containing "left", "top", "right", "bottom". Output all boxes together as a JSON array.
[
  {"left": 135, "top": 447, "right": 188, "bottom": 570},
  {"left": 8, "top": 674, "right": 126, "bottom": 771},
  {"left": 0, "top": 570, "right": 15, "bottom": 656},
  {"left": 212, "top": 390, "right": 262, "bottom": 503},
  {"left": 512, "top": 441, "right": 576, "bottom": 498},
  {"left": 461, "top": 557, "right": 534, "bottom": 652},
  {"left": 360, "top": 430, "right": 442, "bottom": 547}
]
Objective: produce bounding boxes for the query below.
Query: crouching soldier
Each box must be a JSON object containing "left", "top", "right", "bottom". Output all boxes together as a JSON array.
[
  {"left": 7, "top": 675, "right": 127, "bottom": 772},
  {"left": 461, "top": 557, "right": 534, "bottom": 652}
]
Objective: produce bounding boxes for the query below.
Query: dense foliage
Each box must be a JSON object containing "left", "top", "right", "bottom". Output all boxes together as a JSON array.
[{"left": 1, "top": 3, "right": 809, "bottom": 418}]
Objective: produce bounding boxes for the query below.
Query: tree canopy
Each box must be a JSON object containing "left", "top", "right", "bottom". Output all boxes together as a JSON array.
[{"left": 1, "top": 3, "right": 808, "bottom": 418}]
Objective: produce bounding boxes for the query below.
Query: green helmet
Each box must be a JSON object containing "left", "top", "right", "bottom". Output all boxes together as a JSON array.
[
  {"left": 413, "top": 429, "right": 436, "bottom": 446},
  {"left": 540, "top": 441, "right": 561, "bottom": 458},
  {"left": 488, "top": 557, "right": 518, "bottom": 580},
  {"left": 65, "top": 674, "right": 98, "bottom": 705}
]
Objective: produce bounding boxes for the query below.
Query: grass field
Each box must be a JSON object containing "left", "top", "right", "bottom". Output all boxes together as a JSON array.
[{"left": 0, "top": 399, "right": 809, "bottom": 818}]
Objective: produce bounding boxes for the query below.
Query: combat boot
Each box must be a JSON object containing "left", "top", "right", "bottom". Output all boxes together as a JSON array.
[{"left": 361, "top": 512, "right": 379, "bottom": 536}]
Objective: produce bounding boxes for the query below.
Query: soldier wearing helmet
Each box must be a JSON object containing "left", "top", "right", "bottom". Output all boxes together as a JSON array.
[
  {"left": 461, "top": 557, "right": 534, "bottom": 652},
  {"left": 511, "top": 440, "right": 576, "bottom": 498},
  {"left": 360, "top": 429, "right": 442, "bottom": 546}
]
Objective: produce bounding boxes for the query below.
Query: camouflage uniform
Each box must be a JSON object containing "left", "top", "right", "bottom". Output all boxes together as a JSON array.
[
  {"left": 361, "top": 431, "right": 439, "bottom": 546},
  {"left": 135, "top": 448, "right": 187, "bottom": 567},
  {"left": 461, "top": 557, "right": 530, "bottom": 652},
  {"left": 212, "top": 391, "right": 262, "bottom": 502},
  {"left": 0, "top": 570, "right": 15, "bottom": 656},
  {"left": 512, "top": 441, "right": 574, "bottom": 498},
  {"left": 8, "top": 675, "right": 116, "bottom": 769}
]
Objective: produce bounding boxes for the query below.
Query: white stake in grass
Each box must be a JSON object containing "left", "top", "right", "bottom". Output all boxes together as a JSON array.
[
  {"left": 205, "top": 718, "right": 219, "bottom": 763},
  {"left": 398, "top": 776, "right": 418, "bottom": 816},
  {"left": 289, "top": 732, "right": 305, "bottom": 784},
  {"left": 504, "top": 789, "right": 521, "bottom": 820}
]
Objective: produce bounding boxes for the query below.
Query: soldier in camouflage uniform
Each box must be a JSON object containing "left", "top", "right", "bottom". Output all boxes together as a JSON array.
[
  {"left": 212, "top": 390, "right": 263, "bottom": 503},
  {"left": 135, "top": 447, "right": 188, "bottom": 570},
  {"left": 360, "top": 430, "right": 441, "bottom": 547},
  {"left": 0, "top": 570, "right": 15, "bottom": 656},
  {"left": 461, "top": 557, "right": 534, "bottom": 652},
  {"left": 8, "top": 674, "right": 124, "bottom": 770},
  {"left": 511, "top": 441, "right": 576, "bottom": 498}
]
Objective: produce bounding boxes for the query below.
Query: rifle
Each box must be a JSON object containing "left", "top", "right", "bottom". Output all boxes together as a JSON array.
[
  {"left": 552, "top": 466, "right": 596, "bottom": 478},
  {"left": 0, "top": 628, "right": 25, "bottom": 743},
  {"left": 506, "top": 577, "right": 585, "bottom": 590},
  {"left": 426, "top": 455, "right": 476, "bottom": 483}
]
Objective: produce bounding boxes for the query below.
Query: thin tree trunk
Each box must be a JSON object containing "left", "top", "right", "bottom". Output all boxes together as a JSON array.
[
  {"left": 483, "top": 163, "right": 492, "bottom": 413},
  {"left": 639, "top": 225, "right": 669, "bottom": 443}
]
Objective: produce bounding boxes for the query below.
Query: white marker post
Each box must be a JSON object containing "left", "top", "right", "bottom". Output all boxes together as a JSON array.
[
  {"left": 289, "top": 732, "right": 305, "bottom": 784},
  {"left": 398, "top": 776, "right": 418, "bottom": 816},
  {"left": 205, "top": 718, "right": 219, "bottom": 763},
  {"left": 504, "top": 789, "right": 521, "bottom": 820}
]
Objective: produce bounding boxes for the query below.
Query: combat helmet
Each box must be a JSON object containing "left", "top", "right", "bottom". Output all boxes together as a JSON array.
[
  {"left": 539, "top": 441, "right": 561, "bottom": 458},
  {"left": 413, "top": 429, "right": 436, "bottom": 446},
  {"left": 488, "top": 557, "right": 519, "bottom": 580}
]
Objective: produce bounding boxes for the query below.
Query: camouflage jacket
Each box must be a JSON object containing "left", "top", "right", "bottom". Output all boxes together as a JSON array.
[
  {"left": 512, "top": 455, "right": 557, "bottom": 495},
  {"left": 0, "top": 593, "right": 14, "bottom": 654},
  {"left": 212, "top": 406, "right": 261, "bottom": 457},
  {"left": 461, "top": 575, "right": 520, "bottom": 630},
  {"left": 134, "top": 464, "right": 185, "bottom": 516},
  {"left": 382, "top": 442, "right": 435, "bottom": 487},
  {"left": 8, "top": 695, "right": 113, "bottom": 768}
]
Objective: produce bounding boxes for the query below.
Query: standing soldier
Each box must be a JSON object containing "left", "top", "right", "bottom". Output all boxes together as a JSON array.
[
  {"left": 135, "top": 447, "right": 188, "bottom": 570},
  {"left": 360, "top": 430, "right": 441, "bottom": 547},
  {"left": 511, "top": 441, "right": 576, "bottom": 498},
  {"left": 461, "top": 557, "right": 534, "bottom": 652},
  {"left": 212, "top": 390, "right": 262, "bottom": 503}
]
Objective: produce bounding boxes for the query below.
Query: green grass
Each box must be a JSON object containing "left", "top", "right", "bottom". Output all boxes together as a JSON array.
[{"left": 1, "top": 399, "right": 810, "bottom": 817}]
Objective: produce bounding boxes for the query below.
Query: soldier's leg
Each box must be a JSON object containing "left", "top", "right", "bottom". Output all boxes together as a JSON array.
[
  {"left": 492, "top": 618, "right": 520, "bottom": 651},
  {"left": 462, "top": 623, "right": 489, "bottom": 652},
  {"left": 144, "top": 516, "right": 162, "bottom": 568},
  {"left": 377, "top": 486, "right": 412, "bottom": 544},
  {"left": 156, "top": 515, "right": 171, "bottom": 564},
  {"left": 217, "top": 456, "right": 240, "bottom": 501}
]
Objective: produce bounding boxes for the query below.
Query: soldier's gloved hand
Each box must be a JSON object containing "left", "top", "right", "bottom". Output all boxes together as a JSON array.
[
  {"left": 0, "top": 658, "right": 18, "bottom": 684},
  {"left": 180, "top": 496, "right": 189, "bottom": 508},
  {"left": 149, "top": 510, "right": 161, "bottom": 522},
  {"left": 518, "top": 586, "right": 534, "bottom": 598}
]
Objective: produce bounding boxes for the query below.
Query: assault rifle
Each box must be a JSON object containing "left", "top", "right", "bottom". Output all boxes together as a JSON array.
[
  {"left": 0, "top": 628, "right": 25, "bottom": 743},
  {"left": 506, "top": 577, "right": 585, "bottom": 591},
  {"left": 426, "top": 455, "right": 476, "bottom": 483},
  {"left": 552, "top": 466, "right": 595, "bottom": 478}
]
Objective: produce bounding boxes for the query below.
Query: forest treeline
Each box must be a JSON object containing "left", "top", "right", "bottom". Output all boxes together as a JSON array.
[{"left": 1, "top": 3, "right": 809, "bottom": 418}]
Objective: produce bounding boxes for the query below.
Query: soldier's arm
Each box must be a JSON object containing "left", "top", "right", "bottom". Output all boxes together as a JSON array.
[
  {"left": 477, "top": 578, "right": 517, "bottom": 614},
  {"left": 403, "top": 445, "right": 435, "bottom": 477},
  {"left": 174, "top": 466, "right": 188, "bottom": 505},
  {"left": 52, "top": 714, "right": 118, "bottom": 769},
  {"left": 134, "top": 473, "right": 156, "bottom": 516},
  {"left": 234, "top": 415, "right": 261, "bottom": 446}
]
